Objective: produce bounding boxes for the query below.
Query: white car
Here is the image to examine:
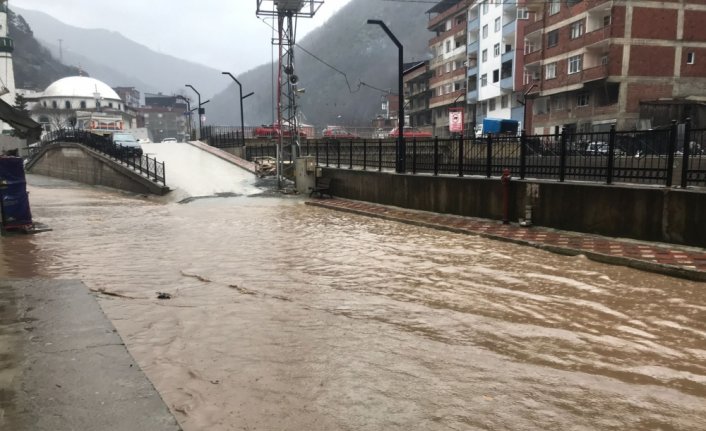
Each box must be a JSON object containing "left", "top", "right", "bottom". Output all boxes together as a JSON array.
[{"left": 161, "top": 137, "right": 177, "bottom": 143}]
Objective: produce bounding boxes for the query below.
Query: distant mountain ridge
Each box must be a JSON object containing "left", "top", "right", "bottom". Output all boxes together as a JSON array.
[
  {"left": 11, "top": 0, "right": 434, "bottom": 127},
  {"left": 13, "top": 6, "right": 228, "bottom": 99}
]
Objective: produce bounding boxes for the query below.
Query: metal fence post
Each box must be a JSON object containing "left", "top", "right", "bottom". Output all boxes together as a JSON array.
[
  {"left": 486, "top": 133, "right": 493, "bottom": 178},
  {"left": 433, "top": 136, "right": 439, "bottom": 176},
  {"left": 520, "top": 130, "right": 527, "bottom": 180},
  {"left": 559, "top": 128, "right": 567, "bottom": 182},
  {"left": 458, "top": 135, "right": 465, "bottom": 177},
  {"left": 667, "top": 120, "right": 677, "bottom": 187},
  {"left": 681, "top": 117, "right": 691, "bottom": 188},
  {"left": 363, "top": 139, "right": 367, "bottom": 170},
  {"left": 607, "top": 125, "right": 616, "bottom": 185},
  {"left": 378, "top": 139, "right": 382, "bottom": 171},
  {"left": 349, "top": 140, "right": 353, "bottom": 169},
  {"left": 337, "top": 140, "right": 341, "bottom": 168},
  {"left": 315, "top": 140, "right": 319, "bottom": 165},
  {"left": 325, "top": 140, "right": 330, "bottom": 167},
  {"left": 412, "top": 138, "right": 417, "bottom": 174}
]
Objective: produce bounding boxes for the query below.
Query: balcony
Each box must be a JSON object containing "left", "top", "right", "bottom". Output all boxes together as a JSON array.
[
  {"left": 501, "top": 49, "right": 515, "bottom": 64},
  {"left": 524, "top": 49, "right": 543, "bottom": 65},
  {"left": 429, "top": 21, "right": 467, "bottom": 46},
  {"left": 430, "top": 89, "right": 466, "bottom": 109},
  {"left": 0, "top": 37, "right": 14, "bottom": 53},
  {"left": 468, "top": 40, "right": 479, "bottom": 54},
  {"left": 502, "top": 20, "right": 516, "bottom": 37},
  {"left": 467, "top": 89, "right": 478, "bottom": 103},
  {"left": 500, "top": 75, "right": 514, "bottom": 90},
  {"left": 428, "top": 1, "right": 468, "bottom": 30},
  {"left": 468, "top": 16, "right": 479, "bottom": 32},
  {"left": 525, "top": 19, "right": 544, "bottom": 35}
]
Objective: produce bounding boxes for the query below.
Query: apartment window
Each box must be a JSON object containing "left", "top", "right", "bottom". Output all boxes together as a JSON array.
[
  {"left": 489, "top": 98, "right": 496, "bottom": 111},
  {"left": 482, "top": 49, "right": 488, "bottom": 62},
  {"left": 482, "top": 0, "right": 488, "bottom": 15},
  {"left": 570, "top": 20, "right": 584, "bottom": 39},
  {"left": 80, "top": 101, "right": 86, "bottom": 109},
  {"left": 553, "top": 95, "right": 565, "bottom": 111},
  {"left": 568, "top": 54, "right": 583, "bottom": 74},
  {"left": 446, "top": 62, "right": 452, "bottom": 73},
  {"left": 501, "top": 95, "right": 509, "bottom": 108},
  {"left": 687, "top": 52, "right": 696, "bottom": 64},
  {"left": 64, "top": 101, "right": 71, "bottom": 109},
  {"left": 603, "top": 15, "right": 611, "bottom": 27},
  {"left": 577, "top": 93, "right": 590, "bottom": 107},
  {"left": 547, "top": 30, "right": 559, "bottom": 48},
  {"left": 494, "top": 17, "right": 501, "bottom": 32},
  {"left": 445, "top": 84, "right": 452, "bottom": 94},
  {"left": 482, "top": 25, "right": 488, "bottom": 39},
  {"left": 545, "top": 62, "right": 557, "bottom": 79},
  {"left": 493, "top": 69, "right": 499, "bottom": 83},
  {"left": 481, "top": 74, "right": 488, "bottom": 87},
  {"left": 445, "top": 40, "right": 451, "bottom": 53},
  {"left": 494, "top": 43, "right": 500, "bottom": 57},
  {"left": 517, "top": 8, "right": 529, "bottom": 19},
  {"left": 525, "top": 38, "right": 537, "bottom": 54},
  {"left": 549, "top": 0, "right": 560, "bottom": 15}
]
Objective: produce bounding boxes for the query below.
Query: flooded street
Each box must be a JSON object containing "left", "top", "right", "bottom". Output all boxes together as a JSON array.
[{"left": 2, "top": 172, "right": 705, "bottom": 430}]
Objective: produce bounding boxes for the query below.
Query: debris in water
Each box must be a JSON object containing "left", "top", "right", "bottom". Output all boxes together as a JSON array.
[
  {"left": 156, "top": 292, "right": 172, "bottom": 300},
  {"left": 180, "top": 271, "right": 212, "bottom": 282}
]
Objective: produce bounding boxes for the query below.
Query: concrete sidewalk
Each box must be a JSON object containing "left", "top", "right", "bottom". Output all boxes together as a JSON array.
[
  {"left": 306, "top": 198, "right": 706, "bottom": 282},
  {"left": 0, "top": 278, "right": 181, "bottom": 431}
]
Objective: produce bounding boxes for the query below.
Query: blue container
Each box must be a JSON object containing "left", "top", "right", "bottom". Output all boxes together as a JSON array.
[
  {"left": 0, "top": 157, "right": 33, "bottom": 229},
  {"left": 482, "top": 118, "right": 519, "bottom": 135}
]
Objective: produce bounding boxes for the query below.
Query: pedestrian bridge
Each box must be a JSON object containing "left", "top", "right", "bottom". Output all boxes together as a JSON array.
[{"left": 25, "top": 138, "right": 259, "bottom": 198}]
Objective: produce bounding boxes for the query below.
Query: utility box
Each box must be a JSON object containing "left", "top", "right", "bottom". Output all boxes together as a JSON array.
[
  {"left": 294, "top": 156, "right": 316, "bottom": 195},
  {"left": 481, "top": 118, "right": 519, "bottom": 135}
]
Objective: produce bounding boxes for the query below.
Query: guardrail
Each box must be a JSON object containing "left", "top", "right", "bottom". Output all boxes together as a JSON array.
[{"left": 31, "top": 129, "right": 166, "bottom": 186}]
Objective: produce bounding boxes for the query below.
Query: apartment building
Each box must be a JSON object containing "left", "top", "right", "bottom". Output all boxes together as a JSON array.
[
  {"left": 427, "top": 0, "right": 470, "bottom": 137},
  {"left": 467, "top": 0, "right": 528, "bottom": 132},
  {"left": 522, "top": 0, "right": 706, "bottom": 134},
  {"left": 403, "top": 60, "right": 432, "bottom": 129}
]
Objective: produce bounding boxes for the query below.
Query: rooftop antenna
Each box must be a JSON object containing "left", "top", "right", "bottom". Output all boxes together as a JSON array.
[{"left": 256, "top": 0, "right": 323, "bottom": 189}]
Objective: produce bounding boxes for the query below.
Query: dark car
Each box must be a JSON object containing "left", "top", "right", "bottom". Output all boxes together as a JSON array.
[{"left": 112, "top": 132, "right": 143, "bottom": 158}]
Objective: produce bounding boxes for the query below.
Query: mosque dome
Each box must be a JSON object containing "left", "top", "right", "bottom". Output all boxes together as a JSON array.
[{"left": 42, "top": 76, "right": 121, "bottom": 101}]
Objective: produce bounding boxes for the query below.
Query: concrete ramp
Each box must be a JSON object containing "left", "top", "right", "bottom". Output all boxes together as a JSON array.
[{"left": 142, "top": 142, "right": 261, "bottom": 200}]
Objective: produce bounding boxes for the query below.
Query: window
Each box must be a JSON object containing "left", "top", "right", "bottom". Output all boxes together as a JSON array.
[
  {"left": 568, "top": 54, "right": 583, "bottom": 74},
  {"left": 687, "top": 52, "right": 695, "bottom": 64},
  {"left": 545, "top": 62, "right": 557, "bottom": 79},
  {"left": 64, "top": 101, "right": 71, "bottom": 109},
  {"left": 108, "top": 102, "right": 113, "bottom": 108},
  {"left": 549, "top": 0, "right": 560, "bottom": 15},
  {"left": 482, "top": 49, "right": 487, "bottom": 62},
  {"left": 517, "top": 8, "right": 529, "bottom": 19},
  {"left": 481, "top": 74, "right": 488, "bottom": 87},
  {"left": 80, "top": 101, "right": 86, "bottom": 109},
  {"left": 603, "top": 15, "right": 611, "bottom": 27},
  {"left": 482, "top": 25, "right": 488, "bottom": 38},
  {"left": 445, "top": 84, "right": 452, "bottom": 94},
  {"left": 494, "top": 43, "right": 500, "bottom": 57},
  {"left": 547, "top": 30, "right": 559, "bottom": 48},
  {"left": 570, "top": 21, "right": 584, "bottom": 39},
  {"left": 52, "top": 101, "right": 58, "bottom": 109},
  {"left": 501, "top": 95, "right": 509, "bottom": 108},
  {"left": 445, "top": 40, "right": 451, "bottom": 53},
  {"left": 525, "top": 38, "right": 537, "bottom": 54},
  {"left": 489, "top": 98, "right": 496, "bottom": 111},
  {"left": 577, "top": 93, "right": 589, "bottom": 107},
  {"left": 482, "top": 0, "right": 488, "bottom": 14},
  {"left": 494, "top": 17, "right": 501, "bottom": 32},
  {"left": 446, "top": 62, "right": 452, "bottom": 73},
  {"left": 553, "top": 95, "right": 565, "bottom": 111},
  {"left": 493, "top": 69, "right": 499, "bottom": 83}
]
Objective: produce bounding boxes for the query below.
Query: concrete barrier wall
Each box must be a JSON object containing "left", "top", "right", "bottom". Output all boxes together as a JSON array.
[
  {"left": 322, "top": 168, "right": 706, "bottom": 247},
  {"left": 28, "top": 143, "right": 169, "bottom": 195}
]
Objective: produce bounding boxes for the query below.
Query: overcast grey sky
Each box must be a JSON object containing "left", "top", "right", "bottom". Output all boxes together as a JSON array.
[{"left": 11, "top": 0, "right": 353, "bottom": 74}]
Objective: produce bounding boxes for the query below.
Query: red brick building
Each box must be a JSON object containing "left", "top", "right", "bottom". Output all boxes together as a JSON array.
[{"left": 522, "top": 0, "right": 706, "bottom": 134}]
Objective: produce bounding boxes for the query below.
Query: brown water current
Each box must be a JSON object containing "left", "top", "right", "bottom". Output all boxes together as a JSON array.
[{"left": 2, "top": 176, "right": 705, "bottom": 430}]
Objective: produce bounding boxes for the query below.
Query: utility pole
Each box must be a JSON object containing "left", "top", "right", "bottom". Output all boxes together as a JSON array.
[{"left": 58, "top": 38, "right": 63, "bottom": 62}]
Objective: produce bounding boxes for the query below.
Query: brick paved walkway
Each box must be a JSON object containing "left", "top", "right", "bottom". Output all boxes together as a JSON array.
[{"left": 306, "top": 198, "right": 706, "bottom": 282}]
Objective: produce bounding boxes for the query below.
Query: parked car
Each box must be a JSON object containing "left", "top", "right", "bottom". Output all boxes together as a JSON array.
[
  {"left": 112, "top": 132, "right": 143, "bottom": 158},
  {"left": 254, "top": 124, "right": 307, "bottom": 139},
  {"left": 387, "top": 126, "right": 433, "bottom": 138},
  {"left": 161, "top": 137, "right": 177, "bottom": 143},
  {"left": 322, "top": 127, "right": 358, "bottom": 139}
]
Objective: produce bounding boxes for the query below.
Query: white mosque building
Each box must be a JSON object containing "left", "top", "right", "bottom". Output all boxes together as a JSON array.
[{"left": 28, "top": 76, "right": 135, "bottom": 133}]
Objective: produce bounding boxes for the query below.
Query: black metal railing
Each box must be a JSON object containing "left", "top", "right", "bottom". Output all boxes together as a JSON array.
[
  {"left": 243, "top": 120, "right": 706, "bottom": 188},
  {"left": 202, "top": 125, "right": 245, "bottom": 148},
  {"left": 31, "top": 129, "right": 166, "bottom": 185}
]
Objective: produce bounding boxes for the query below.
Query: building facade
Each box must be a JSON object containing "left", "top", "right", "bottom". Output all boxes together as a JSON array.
[
  {"left": 403, "top": 60, "right": 432, "bottom": 130},
  {"left": 138, "top": 93, "right": 188, "bottom": 142},
  {"left": 427, "top": 0, "right": 470, "bottom": 137},
  {"left": 522, "top": 0, "right": 706, "bottom": 134},
  {"left": 467, "top": 0, "right": 528, "bottom": 133}
]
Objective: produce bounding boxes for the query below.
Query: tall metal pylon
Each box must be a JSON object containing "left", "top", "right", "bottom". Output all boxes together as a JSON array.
[{"left": 256, "top": 1, "right": 323, "bottom": 188}]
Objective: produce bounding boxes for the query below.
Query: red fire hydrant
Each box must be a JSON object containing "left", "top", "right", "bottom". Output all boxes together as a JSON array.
[{"left": 501, "top": 168, "right": 511, "bottom": 225}]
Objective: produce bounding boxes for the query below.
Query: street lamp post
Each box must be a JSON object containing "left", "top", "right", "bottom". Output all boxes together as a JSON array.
[
  {"left": 185, "top": 84, "right": 203, "bottom": 140},
  {"left": 222, "top": 72, "right": 255, "bottom": 146},
  {"left": 367, "top": 19, "right": 405, "bottom": 173},
  {"left": 175, "top": 95, "right": 191, "bottom": 140}
]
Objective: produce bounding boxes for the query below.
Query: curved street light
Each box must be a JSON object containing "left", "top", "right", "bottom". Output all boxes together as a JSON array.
[
  {"left": 222, "top": 72, "right": 255, "bottom": 146},
  {"left": 175, "top": 95, "right": 191, "bottom": 140},
  {"left": 185, "top": 84, "right": 203, "bottom": 140}
]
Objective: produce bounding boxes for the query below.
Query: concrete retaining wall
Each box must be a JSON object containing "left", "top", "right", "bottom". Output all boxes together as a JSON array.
[
  {"left": 28, "top": 143, "right": 169, "bottom": 195},
  {"left": 322, "top": 168, "right": 706, "bottom": 247}
]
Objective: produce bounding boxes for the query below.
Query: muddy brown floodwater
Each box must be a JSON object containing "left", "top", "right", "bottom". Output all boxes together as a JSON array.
[{"left": 2, "top": 176, "right": 705, "bottom": 430}]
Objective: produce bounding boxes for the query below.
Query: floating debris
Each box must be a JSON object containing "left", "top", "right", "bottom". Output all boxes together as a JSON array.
[{"left": 156, "top": 292, "right": 172, "bottom": 300}]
